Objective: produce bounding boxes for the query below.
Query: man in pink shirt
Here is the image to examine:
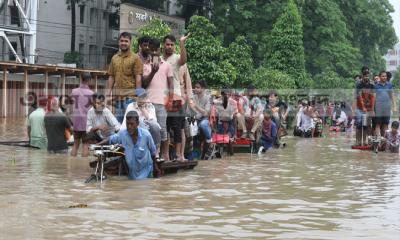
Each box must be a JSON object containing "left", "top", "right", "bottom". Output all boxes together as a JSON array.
[
  {"left": 70, "top": 73, "right": 94, "bottom": 157},
  {"left": 142, "top": 38, "right": 174, "bottom": 161}
]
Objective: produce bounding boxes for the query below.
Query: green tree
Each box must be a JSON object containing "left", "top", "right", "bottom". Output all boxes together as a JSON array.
[
  {"left": 177, "top": 0, "right": 211, "bottom": 23},
  {"left": 337, "top": 0, "right": 397, "bottom": 72},
  {"left": 392, "top": 66, "right": 400, "bottom": 90},
  {"left": 211, "top": 0, "right": 284, "bottom": 66},
  {"left": 185, "top": 16, "right": 237, "bottom": 87},
  {"left": 226, "top": 36, "right": 254, "bottom": 87},
  {"left": 301, "top": 0, "right": 361, "bottom": 80},
  {"left": 252, "top": 68, "right": 296, "bottom": 90},
  {"left": 266, "top": 0, "right": 309, "bottom": 88},
  {"left": 313, "top": 69, "right": 352, "bottom": 89},
  {"left": 131, "top": 18, "right": 171, "bottom": 52}
]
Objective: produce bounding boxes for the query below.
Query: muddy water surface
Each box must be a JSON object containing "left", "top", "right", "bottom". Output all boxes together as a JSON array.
[{"left": 0, "top": 118, "right": 399, "bottom": 239}]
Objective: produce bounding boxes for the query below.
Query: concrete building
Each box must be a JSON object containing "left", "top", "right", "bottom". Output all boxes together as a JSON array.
[
  {"left": 0, "top": 0, "right": 38, "bottom": 64},
  {"left": 119, "top": 2, "right": 185, "bottom": 38},
  {"left": 1, "top": 0, "right": 184, "bottom": 70},
  {"left": 35, "top": 0, "right": 120, "bottom": 69},
  {"left": 384, "top": 42, "right": 400, "bottom": 73},
  {"left": 386, "top": 0, "right": 400, "bottom": 73}
]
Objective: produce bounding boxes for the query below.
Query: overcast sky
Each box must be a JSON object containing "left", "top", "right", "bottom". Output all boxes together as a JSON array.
[{"left": 390, "top": 0, "right": 400, "bottom": 39}]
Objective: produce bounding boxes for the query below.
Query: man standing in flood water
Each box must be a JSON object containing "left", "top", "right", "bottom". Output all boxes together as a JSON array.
[
  {"left": 70, "top": 73, "right": 93, "bottom": 157},
  {"left": 353, "top": 69, "right": 375, "bottom": 146},
  {"left": 106, "top": 32, "right": 143, "bottom": 123},
  {"left": 105, "top": 111, "right": 160, "bottom": 180},
  {"left": 27, "top": 97, "right": 48, "bottom": 149},
  {"left": 44, "top": 97, "right": 72, "bottom": 154}
]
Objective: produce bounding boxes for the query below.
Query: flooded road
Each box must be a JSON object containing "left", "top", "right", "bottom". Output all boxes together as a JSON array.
[{"left": 0, "top": 118, "right": 399, "bottom": 239}]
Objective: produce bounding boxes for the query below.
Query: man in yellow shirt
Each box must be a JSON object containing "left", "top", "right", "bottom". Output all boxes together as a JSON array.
[{"left": 107, "top": 32, "right": 143, "bottom": 123}]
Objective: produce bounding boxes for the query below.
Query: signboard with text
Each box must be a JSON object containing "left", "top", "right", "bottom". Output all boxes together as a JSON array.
[{"left": 120, "top": 3, "right": 185, "bottom": 37}]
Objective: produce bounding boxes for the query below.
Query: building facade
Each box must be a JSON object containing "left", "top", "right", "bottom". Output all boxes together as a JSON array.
[
  {"left": 384, "top": 42, "right": 400, "bottom": 73},
  {"left": 35, "top": 0, "right": 120, "bottom": 69},
  {"left": 0, "top": 0, "right": 184, "bottom": 70},
  {"left": 0, "top": 0, "right": 38, "bottom": 64},
  {"left": 119, "top": 3, "right": 185, "bottom": 38}
]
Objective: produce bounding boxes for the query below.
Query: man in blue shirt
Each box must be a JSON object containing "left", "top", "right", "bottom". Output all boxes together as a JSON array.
[
  {"left": 374, "top": 71, "right": 397, "bottom": 137},
  {"left": 106, "top": 111, "right": 159, "bottom": 180}
]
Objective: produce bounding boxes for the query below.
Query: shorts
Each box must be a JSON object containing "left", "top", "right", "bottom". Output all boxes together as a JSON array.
[
  {"left": 374, "top": 116, "right": 390, "bottom": 125},
  {"left": 355, "top": 109, "right": 372, "bottom": 128},
  {"left": 167, "top": 116, "right": 185, "bottom": 143},
  {"left": 154, "top": 104, "right": 168, "bottom": 141},
  {"left": 73, "top": 131, "right": 88, "bottom": 143},
  {"left": 374, "top": 103, "right": 391, "bottom": 125}
]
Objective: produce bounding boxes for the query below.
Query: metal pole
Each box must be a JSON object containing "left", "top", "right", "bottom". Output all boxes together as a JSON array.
[
  {"left": 44, "top": 71, "right": 48, "bottom": 97},
  {"left": 28, "top": 0, "right": 38, "bottom": 64},
  {"left": 13, "top": 0, "right": 32, "bottom": 30},
  {"left": 94, "top": 74, "right": 98, "bottom": 92},
  {"left": 24, "top": 69, "right": 28, "bottom": 116},
  {"left": 62, "top": 72, "right": 66, "bottom": 98},
  {"left": 0, "top": 32, "right": 22, "bottom": 63}
]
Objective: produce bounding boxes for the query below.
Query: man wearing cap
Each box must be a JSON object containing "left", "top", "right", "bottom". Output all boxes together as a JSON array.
[
  {"left": 121, "top": 88, "right": 161, "bottom": 157},
  {"left": 70, "top": 73, "right": 93, "bottom": 157},
  {"left": 107, "top": 32, "right": 143, "bottom": 123}
]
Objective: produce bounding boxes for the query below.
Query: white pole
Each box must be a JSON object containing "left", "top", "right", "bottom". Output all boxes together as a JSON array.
[
  {"left": 2, "top": 68, "right": 8, "bottom": 117},
  {"left": 13, "top": 0, "right": 32, "bottom": 30},
  {"left": 28, "top": 0, "right": 38, "bottom": 64},
  {"left": 0, "top": 31, "right": 22, "bottom": 63}
]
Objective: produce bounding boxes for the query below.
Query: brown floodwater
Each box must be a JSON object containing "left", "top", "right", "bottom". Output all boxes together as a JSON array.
[{"left": 0, "top": 118, "right": 399, "bottom": 239}]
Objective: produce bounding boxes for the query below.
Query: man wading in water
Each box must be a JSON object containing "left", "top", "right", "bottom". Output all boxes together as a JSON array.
[
  {"left": 101, "top": 111, "right": 161, "bottom": 180},
  {"left": 353, "top": 69, "right": 375, "bottom": 146}
]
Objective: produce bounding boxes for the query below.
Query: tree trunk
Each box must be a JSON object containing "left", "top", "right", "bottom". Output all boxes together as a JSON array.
[{"left": 71, "top": 0, "right": 76, "bottom": 52}]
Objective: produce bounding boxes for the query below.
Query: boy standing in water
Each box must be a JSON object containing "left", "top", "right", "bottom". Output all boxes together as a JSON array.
[
  {"left": 353, "top": 69, "right": 375, "bottom": 146},
  {"left": 380, "top": 121, "right": 400, "bottom": 153},
  {"left": 258, "top": 109, "right": 278, "bottom": 154}
]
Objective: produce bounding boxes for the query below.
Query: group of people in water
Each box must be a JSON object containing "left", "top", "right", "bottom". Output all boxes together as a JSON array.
[{"left": 26, "top": 32, "right": 400, "bottom": 180}]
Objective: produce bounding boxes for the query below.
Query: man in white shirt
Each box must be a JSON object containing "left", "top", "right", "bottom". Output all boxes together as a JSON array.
[
  {"left": 121, "top": 88, "right": 161, "bottom": 156},
  {"left": 86, "top": 93, "right": 121, "bottom": 143}
]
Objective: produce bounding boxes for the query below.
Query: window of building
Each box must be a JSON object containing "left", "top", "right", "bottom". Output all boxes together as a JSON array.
[
  {"left": 389, "top": 60, "right": 397, "bottom": 66},
  {"left": 79, "top": 43, "right": 85, "bottom": 62},
  {"left": 89, "top": 45, "right": 97, "bottom": 64},
  {"left": 104, "top": 47, "right": 117, "bottom": 64},
  {"left": 90, "top": 8, "right": 97, "bottom": 25},
  {"left": 9, "top": 6, "right": 19, "bottom": 25},
  {"left": 79, "top": 43, "right": 85, "bottom": 54},
  {"left": 109, "top": 13, "right": 119, "bottom": 29},
  {"left": 9, "top": 41, "right": 17, "bottom": 61},
  {"left": 79, "top": 5, "right": 85, "bottom": 24}
]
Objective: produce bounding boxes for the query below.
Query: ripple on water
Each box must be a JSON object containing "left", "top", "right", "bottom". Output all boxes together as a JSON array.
[{"left": 1, "top": 119, "right": 400, "bottom": 239}]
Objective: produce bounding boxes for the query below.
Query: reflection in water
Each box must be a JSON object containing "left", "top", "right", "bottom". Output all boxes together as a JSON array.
[{"left": 0, "top": 118, "right": 399, "bottom": 239}]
